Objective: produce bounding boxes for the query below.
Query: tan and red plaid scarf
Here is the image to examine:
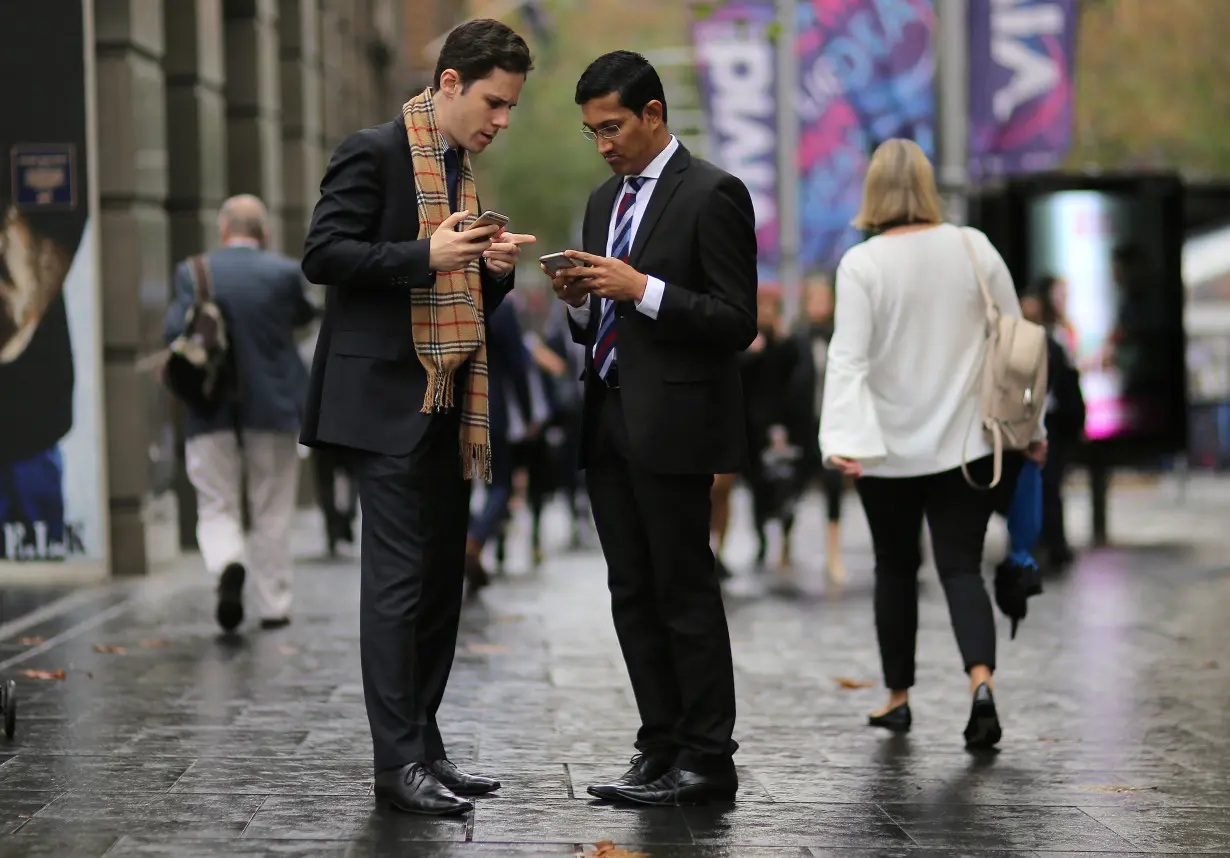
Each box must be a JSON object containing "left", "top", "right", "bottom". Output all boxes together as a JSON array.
[{"left": 402, "top": 88, "right": 491, "bottom": 483}]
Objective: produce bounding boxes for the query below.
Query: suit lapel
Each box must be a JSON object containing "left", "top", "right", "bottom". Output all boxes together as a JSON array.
[{"left": 628, "top": 145, "right": 691, "bottom": 268}]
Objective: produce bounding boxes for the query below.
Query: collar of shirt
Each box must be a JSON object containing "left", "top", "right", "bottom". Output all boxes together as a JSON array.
[
  {"left": 629, "top": 135, "right": 680, "bottom": 187},
  {"left": 223, "top": 238, "right": 262, "bottom": 249}
]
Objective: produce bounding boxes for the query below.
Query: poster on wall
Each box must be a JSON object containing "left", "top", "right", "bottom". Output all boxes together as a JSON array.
[
  {"left": 968, "top": 0, "right": 1077, "bottom": 179},
  {"left": 797, "top": 0, "right": 937, "bottom": 274},
  {"left": 0, "top": 0, "right": 107, "bottom": 569},
  {"left": 690, "top": 1, "right": 781, "bottom": 286}
]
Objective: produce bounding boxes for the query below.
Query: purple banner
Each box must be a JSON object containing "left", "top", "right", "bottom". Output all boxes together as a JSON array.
[
  {"left": 797, "top": 0, "right": 937, "bottom": 273},
  {"left": 690, "top": 2, "right": 781, "bottom": 284},
  {"left": 968, "top": 0, "right": 1077, "bottom": 179}
]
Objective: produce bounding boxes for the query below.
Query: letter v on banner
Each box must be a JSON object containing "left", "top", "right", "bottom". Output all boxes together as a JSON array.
[
  {"left": 690, "top": 1, "right": 781, "bottom": 287},
  {"left": 967, "top": 0, "right": 1078, "bottom": 180}
]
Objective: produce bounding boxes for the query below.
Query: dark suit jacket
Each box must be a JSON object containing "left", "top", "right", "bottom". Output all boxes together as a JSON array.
[
  {"left": 163, "top": 245, "right": 315, "bottom": 438},
  {"left": 570, "top": 144, "right": 758, "bottom": 476},
  {"left": 299, "top": 116, "right": 514, "bottom": 456}
]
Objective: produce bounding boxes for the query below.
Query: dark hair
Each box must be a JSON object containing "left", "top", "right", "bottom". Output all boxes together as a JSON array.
[
  {"left": 574, "top": 50, "right": 668, "bottom": 123},
  {"left": 1028, "top": 274, "right": 1062, "bottom": 327},
  {"left": 433, "top": 18, "right": 533, "bottom": 90}
]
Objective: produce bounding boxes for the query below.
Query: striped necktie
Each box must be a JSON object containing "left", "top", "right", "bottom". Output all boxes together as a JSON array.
[{"left": 594, "top": 176, "right": 646, "bottom": 382}]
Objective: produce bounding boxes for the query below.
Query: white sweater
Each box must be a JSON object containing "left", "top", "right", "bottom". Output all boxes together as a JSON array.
[{"left": 819, "top": 223, "right": 1024, "bottom": 478}]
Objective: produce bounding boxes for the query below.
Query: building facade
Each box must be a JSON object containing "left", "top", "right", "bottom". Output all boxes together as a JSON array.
[{"left": 96, "top": 0, "right": 409, "bottom": 575}]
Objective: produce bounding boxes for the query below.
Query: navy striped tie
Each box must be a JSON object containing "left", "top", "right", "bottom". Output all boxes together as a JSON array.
[{"left": 594, "top": 176, "right": 645, "bottom": 382}]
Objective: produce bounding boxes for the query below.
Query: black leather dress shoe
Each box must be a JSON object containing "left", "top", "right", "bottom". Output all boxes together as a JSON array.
[
  {"left": 610, "top": 767, "right": 738, "bottom": 806},
  {"left": 374, "top": 763, "right": 473, "bottom": 815},
  {"left": 216, "top": 563, "right": 245, "bottom": 631},
  {"left": 587, "top": 753, "right": 674, "bottom": 801},
  {"left": 425, "top": 758, "right": 501, "bottom": 796},
  {"left": 259, "top": 617, "right": 291, "bottom": 630},
  {"left": 964, "top": 683, "right": 1002, "bottom": 750},
  {"left": 868, "top": 702, "right": 912, "bottom": 732}
]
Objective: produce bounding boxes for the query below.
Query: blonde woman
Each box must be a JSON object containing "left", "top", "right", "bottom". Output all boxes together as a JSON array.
[{"left": 819, "top": 139, "right": 1046, "bottom": 749}]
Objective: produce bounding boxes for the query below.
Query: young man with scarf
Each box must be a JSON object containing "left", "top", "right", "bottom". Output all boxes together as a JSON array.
[{"left": 300, "top": 19, "right": 535, "bottom": 816}]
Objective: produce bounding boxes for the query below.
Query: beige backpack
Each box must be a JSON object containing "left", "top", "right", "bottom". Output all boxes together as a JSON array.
[{"left": 960, "top": 228, "right": 1048, "bottom": 489}]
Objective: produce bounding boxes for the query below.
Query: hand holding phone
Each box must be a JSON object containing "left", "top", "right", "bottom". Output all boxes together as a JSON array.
[
  {"left": 540, "top": 252, "right": 593, "bottom": 307},
  {"left": 539, "top": 251, "right": 591, "bottom": 276}
]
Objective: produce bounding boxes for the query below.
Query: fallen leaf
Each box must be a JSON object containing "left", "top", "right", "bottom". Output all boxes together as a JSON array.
[
  {"left": 92, "top": 645, "right": 126, "bottom": 654},
  {"left": 1201, "top": 660, "right": 1219, "bottom": 670},
  {"left": 584, "top": 841, "right": 650, "bottom": 858},
  {"left": 278, "top": 646, "right": 299, "bottom": 656},
  {"left": 17, "top": 637, "right": 44, "bottom": 646},
  {"left": 140, "top": 640, "right": 170, "bottom": 648},
  {"left": 1080, "top": 785, "right": 1158, "bottom": 793},
  {"left": 834, "top": 677, "right": 875, "bottom": 689},
  {"left": 19, "top": 669, "right": 66, "bottom": 680},
  {"left": 467, "top": 643, "right": 508, "bottom": 655}
]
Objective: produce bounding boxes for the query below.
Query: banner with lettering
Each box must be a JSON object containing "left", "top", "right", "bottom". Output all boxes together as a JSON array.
[
  {"left": 0, "top": 0, "right": 107, "bottom": 569},
  {"left": 797, "top": 0, "right": 937, "bottom": 273},
  {"left": 691, "top": 2, "right": 781, "bottom": 284},
  {"left": 968, "top": 0, "right": 1077, "bottom": 179}
]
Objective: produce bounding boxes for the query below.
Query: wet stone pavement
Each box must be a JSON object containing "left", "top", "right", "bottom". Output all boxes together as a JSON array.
[{"left": 0, "top": 474, "right": 1228, "bottom": 856}]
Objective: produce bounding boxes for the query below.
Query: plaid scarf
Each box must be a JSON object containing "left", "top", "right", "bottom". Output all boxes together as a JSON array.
[{"left": 402, "top": 88, "right": 491, "bottom": 483}]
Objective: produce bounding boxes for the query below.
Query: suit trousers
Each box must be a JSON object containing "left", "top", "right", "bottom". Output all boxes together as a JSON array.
[
  {"left": 855, "top": 456, "right": 1006, "bottom": 690},
  {"left": 585, "top": 387, "right": 738, "bottom": 775},
  {"left": 351, "top": 411, "right": 470, "bottom": 773},
  {"left": 185, "top": 430, "right": 299, "bottom": 620}
]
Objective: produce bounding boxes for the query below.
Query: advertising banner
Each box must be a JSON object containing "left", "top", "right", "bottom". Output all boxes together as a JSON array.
[
  {"left": 797, "top": 0, "right": 937, "bottom": 273},
  {"left": 0, "top": 1, "right": 108, "bottom": 572},
  {"left": 691, "top": 2, "right": 782, "bottom": 285},
  {"left": 968, "top": 0, "right": 1078, "bottom": 180}
]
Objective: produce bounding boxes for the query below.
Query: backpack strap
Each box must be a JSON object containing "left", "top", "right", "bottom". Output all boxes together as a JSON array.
[
  {"left": 188, "top": 254, "right": 213, "bottom": 303},
  {"left": 959, "top": 227, "right": 1003, "bottom": 491},
  {"left": 960, "top": 227, "right": 1000, "bottom": 330}
]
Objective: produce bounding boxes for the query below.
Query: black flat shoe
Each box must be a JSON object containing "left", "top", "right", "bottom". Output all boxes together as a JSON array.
[
  {"left": 964, "top": 683, "right": 1002, "bottom": 750},
  {"left": 374, "top": 763, "right": 473, "bottom": 816},
  {"left": 587, "top": 753, "right": 674, "bottom": 801},
  {"left": 424, "top": 758, "right": 501, "bottom": 796},
  {"left": 868, "top": 702, "right": 911, "bottom": 732}
]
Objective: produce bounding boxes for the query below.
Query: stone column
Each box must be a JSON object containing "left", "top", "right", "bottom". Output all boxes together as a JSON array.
[
  {"left": 224, "top": 0, "right": 284, "bottom": 250},
  {"left": 278, "top": 0, "right": 322, "bottom": 256},
  {"left": 94, "top": 0, "right": 170, "bottom": 575},
  {"left": 163, "top": 0, "right": 229, "bottom": 549}
]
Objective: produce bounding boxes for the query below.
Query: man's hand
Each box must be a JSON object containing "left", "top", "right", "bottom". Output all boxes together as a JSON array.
[
  {"left": 544, "top": 262, "right": 596, "bottom": 308},
  {"left": 563, "top": 250, "right": 648, "bottom": 303},
  {"left": 483, "top": 231, "right": 536, "bottom": 278},
  {"left": 1026, "top": 440, "right": 1048, "bottom": 466},
  {"left": 429, "top": 211, "right": 499, "bottom": 273}
]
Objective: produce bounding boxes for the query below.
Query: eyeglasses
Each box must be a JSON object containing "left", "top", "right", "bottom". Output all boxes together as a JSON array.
[{"left": 581, "top": 124, "right": 622, "bottom": 141}]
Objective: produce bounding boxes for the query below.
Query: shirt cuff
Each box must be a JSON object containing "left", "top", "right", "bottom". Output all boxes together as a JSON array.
[
  {"left": 566, "top": 302, "right": 591, "bottom": 327},
  {"left": 635, "top": 276, "right": 665, "bottom": 319}
]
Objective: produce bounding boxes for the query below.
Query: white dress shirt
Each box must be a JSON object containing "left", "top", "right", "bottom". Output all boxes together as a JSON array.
[{"left": 566, "top": 135, "right": 681, "bottom": 337}]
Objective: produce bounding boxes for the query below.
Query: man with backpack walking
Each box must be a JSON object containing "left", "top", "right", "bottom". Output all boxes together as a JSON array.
[{"left": 163, "top": 194, "right": 316, "bottom": 632}]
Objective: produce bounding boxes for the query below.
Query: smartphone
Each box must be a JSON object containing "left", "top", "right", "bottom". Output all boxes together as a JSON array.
[
  {"left": 539, "top": 252, "right": 590, "bottom": 275},
  {"left": 468, "top": 210, "right": 509, "bottom": 231}
]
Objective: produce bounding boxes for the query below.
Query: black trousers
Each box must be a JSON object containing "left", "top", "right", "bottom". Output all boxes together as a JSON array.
[
  {"left": 585, "top": 388, "right": 737, "bottom": 775},
  {"left": 856, "top": 456, "right": 1003, "bottom": 690},
  {"left": 350, "top": 412, "right": 469, "bottom": 773}
]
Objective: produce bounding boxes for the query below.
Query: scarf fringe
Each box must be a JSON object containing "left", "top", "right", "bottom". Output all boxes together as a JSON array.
[
  {"left": 465, "top": 442, "right": 493, "bottom": 483},
  {"left": 421, "top": 367, "right": 456, "bottom": 413}
]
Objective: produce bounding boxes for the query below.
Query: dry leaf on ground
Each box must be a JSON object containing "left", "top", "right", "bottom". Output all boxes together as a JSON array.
[
  {"left": 278, "top": 646, "right": 299, "bottom": 656},
  {"left": 92, "top": 645, "right": 126, "bottom": 654},
  {"left": 1080, "top": 785, "right": 1158, "bottom": 793},
  {"left": 19, "top": 669, "right": 66, "bottom": 680},
  {"left": 584, "top": 841, "right": 649, "bottom": 858},
  {"left": 834, "top": 677, "right": 875, "bottom": 689},
  {"left": 140, "top": 640, "right": 170, "bottom": 648},
  {"left": 1201, "top": 660, "right": 1219, "bottom": 670},
  {"left": 17, "top": 637, "right": 44, "bottom": 646},
  {"left": 467, "top": 643, "right": 508, "bottom": 655}
]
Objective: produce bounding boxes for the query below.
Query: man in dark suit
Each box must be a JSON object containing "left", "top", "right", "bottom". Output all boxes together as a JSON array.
[
  {"left": 545, "top": 51, "right": 758, "bottom": 806},
  {"left": 299, "top": 19, "right": 535, "bottom": 817},
  {"left": 164, "top": 195, "right": 315, "bottom": 631}
]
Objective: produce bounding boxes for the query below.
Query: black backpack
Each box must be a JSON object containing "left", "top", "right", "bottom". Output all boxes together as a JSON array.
[{"left": 163, "top": 255, "right": 236, "bottom": 415}]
